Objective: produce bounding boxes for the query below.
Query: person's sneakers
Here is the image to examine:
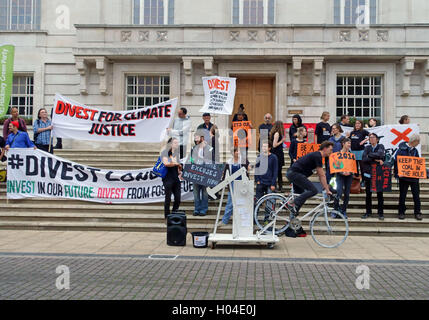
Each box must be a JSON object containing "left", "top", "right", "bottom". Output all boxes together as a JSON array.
[
  {"left": 198, "top": 213, "right": 207, "bottom": 216},
  {"left": 193, "top": 212, "right": 199, "bottom": 216},
  {"left": 341, "top": 211, "right": 348, "bottom": 219},
  {"left": 330, "top": 212, "right": 338, "bottom": 219},
  {"left": 217, "top": 221, "right": 228, "bottom": 229},
  {"left": 378, "top": 215, "right": 385, "bottom": 221},
  {"left": 415, "top": 214, "right": 423, "bottom": 221},
  {"left": 398, "top": 213, "right": 405, "bottom": 220},
  {"left": 361, "top": 213, "right": 371, "bottom": 219}
]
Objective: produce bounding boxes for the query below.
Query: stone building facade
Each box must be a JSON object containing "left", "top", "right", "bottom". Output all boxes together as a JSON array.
[{"left": 2, "top": 0, "right": 429, "bottom": 149}]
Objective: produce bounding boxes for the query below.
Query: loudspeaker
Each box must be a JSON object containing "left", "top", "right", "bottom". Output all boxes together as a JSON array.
[{"left": 167, "top": 212, "right": 187, "bottom": 246}]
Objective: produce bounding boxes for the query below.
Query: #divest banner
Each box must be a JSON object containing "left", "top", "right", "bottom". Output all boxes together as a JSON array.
[
  {"left": 6, "top": 148, "right": 193, "bottom": 204},
  {"left": 0, "top": 45, "right": 14, "bottom": 117},
  {"left": 200, "top": 76, "right": 236, "bottom": 115},
  {"left": 52, "top": 94, "right": 177, "bottom": 142}
]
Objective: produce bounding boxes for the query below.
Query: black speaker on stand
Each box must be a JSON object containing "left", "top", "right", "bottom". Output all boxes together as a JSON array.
[{"left": 167, "top": 211, "right": 187, "bottom": 246}]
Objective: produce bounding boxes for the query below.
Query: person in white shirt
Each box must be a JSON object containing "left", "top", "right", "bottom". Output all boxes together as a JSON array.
[{"left": 167, "top": 107, "right": 192, "bottom": 160}]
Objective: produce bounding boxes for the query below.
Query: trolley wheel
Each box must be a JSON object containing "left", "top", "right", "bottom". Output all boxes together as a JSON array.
[
  {"left": 211, "top": 242, "right": 217, "bottom": 249},
  {"left": 267, "top": 243, "right": 275, "bottom": 249}
]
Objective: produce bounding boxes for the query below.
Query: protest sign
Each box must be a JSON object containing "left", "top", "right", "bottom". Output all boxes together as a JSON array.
[
  {"left": 232, "top": 121, "right": 252, "bottom": 148},
  {"left": 200, "top": 76, "right": 236, "bottom": 115},
  {"left": 0, "top": 45, "right": 14, "bottom": 117},
  {"left": 397, "top": 156, "right": 427, "bottom": 179},
  {"left": 341, "top": 124, "right": 421, "bottom": 155},
  {"left": 182, "top": 163, "right": 225, "bottom": 188},
  {"left": 297, "top": 143, "right": 320, "bottom": 159},
  {"left": 52, "top": 94, "right": 177, "bottom": 142},
  {"left": 371, "top": 164, "right": 392, "bottom": 192},
  {"left": 329, "top": 152, "right": 358, "bottom": 174},
  {"left": 6, "top": 148, "right": 193, "bottom": 203}
]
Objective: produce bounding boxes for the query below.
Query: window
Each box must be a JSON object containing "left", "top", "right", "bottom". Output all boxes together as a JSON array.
[
  {"left": 232, "top": 0, "right": 275, "bottom": 25},
  {"left": 133, "top": 0, "right": 174, "bottom": 25},
  {"left": 8, "top": 75, "right": 34, "bottom": 117},
  {"left": 126, "top": 75, "right": 170, "bottom": 110},
  {"left": 0, "top": 0, "right": 41, "bottom": 30},
  {"left": 336, "top": 75, "right": 383, "bottom": 122},
  {"left": 334, "top": 0, "right": 376, "bottom": 25}
]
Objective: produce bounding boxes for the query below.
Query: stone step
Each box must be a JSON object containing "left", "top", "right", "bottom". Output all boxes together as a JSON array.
[
  {"left": 0, "top": 212, "right": 427, "bottom": 228},
  {"left": 0, "top": 220, "right": 428, "bottom": 237}
]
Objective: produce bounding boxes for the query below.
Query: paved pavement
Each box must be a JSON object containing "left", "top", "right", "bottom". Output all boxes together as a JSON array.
[{"left": 1, "top": 230, "right": 429, "bottom": 300}]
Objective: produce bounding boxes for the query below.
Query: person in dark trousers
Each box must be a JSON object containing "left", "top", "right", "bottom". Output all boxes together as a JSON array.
[
  {"left": 333, "top": 138, "right": 354, "bottom": 219},
  {"left": 161, "top": 137, "right": 182, "bottom": 219},
  {"left": 232, "top": 104, "right": 249, "bottom": 122},
  {"left": 270, "top": 121, "right": 286, "bottom": 192},
  {"left": 394, "top": 134, "right": 423, "bottom": 221},
  {"left": 288, "top": 127, "right": 307, "bottom": 194},
  {"left": 34, "top": 108, "right": 53, "bottom": 153},
  {"left": 286, "top": 141, "right": 334, "bottom": 215},
  {"left": 258, "top": 113, "right": 273, "bottom": 152},
  {"left": 289, "top": 114, "right": 307, "bottom": 142},
  {"left": 3, "top": 107, "right": 28, "bottom": 140},
  {"left": 254, "top": 141, "right": 278, "bottom": 202},
  {"left": 349, "top": 119, "right": 369, "bottom": 177},
  {"left": 0, "top": 136, "right": 6, "bottom": 162},
  {"left": 361, "top": 133, "right": 385, "bottom": 220},
  {"left": 327, "top": 124, "right": 345, "bottom": 183},
  {"left": 315, "top": 111, "right": 331, "bottom": 144}
]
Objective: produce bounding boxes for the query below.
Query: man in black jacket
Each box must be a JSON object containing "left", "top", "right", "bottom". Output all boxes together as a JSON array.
[
  {"left": 394, "top": 134, "right": 423, "bottom": 221},
  {"left": 361, "top": 133, "right": 385, "bottom": 220}
]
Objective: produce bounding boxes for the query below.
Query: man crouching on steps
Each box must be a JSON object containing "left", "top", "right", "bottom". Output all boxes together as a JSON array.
[{"left": 286, "top": 141, "right": 334, "bottom": 215}]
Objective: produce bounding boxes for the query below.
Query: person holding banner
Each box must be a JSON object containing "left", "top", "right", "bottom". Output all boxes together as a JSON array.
[
  {"left": 332, "top": 138, "right": 354, "bottom": 219},
  {"left": 197, "top": 113, "right": 213, "bottom": 144},
  {"left": 232, "top": 104, "right": 249, "bottom": 122},
  {"left": 361, "top": 133, "right": 385, "bottom": 220},
  {"left": 270, "top": 121, "right": 286, "bottom": 192},
  {"left": 161, "top": 138, "right": 182, "bottom": 218},
  {"left": 190, "top": 130, "right": 213, "bottom": 216},
  {"left": 210, "top": 125, "right": 220, "bottom": 163},
  {"left": 217, "top": 147, "right": 250, "bottom": 228},
  {"left": 399, "top": 115, "right": 410, "bottom": 125},
  {"left": 33, "top": 108, "right": 53, "bottom": 153},
  {"left": 394, "top": 134, "right": 423, "bottom": 221}
]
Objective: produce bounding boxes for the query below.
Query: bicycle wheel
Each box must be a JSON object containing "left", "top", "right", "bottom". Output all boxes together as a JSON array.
[
  {"left": 254, "top": 193, "right": 291, "bottom": 235},
  {"left": 310, "top": 209, "right": 349, "bottom": 248}
]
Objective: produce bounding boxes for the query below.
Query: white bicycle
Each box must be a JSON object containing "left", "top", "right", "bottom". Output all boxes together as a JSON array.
[{"left": 253, "top": 184, "right": 349, "bottom": 248}]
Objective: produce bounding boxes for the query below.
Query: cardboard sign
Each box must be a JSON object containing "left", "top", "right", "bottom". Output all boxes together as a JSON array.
[
  {"left": 182, "top": 163, "right": 226, "bottom": 188},
  {"left": 371, "top": 164, "right": 392, "bottom": 192},
  {"left": 200, "top": 76, "right": 236, "bottom": 115},
  {"left": 397, "top": 156, "right": 427, "bottom": 179},
  {"left": 232, "top": 121, "right": 252, "bottom": 148},
  {"left": 329, "top": 152, "right": 358, "bottom": 174}
]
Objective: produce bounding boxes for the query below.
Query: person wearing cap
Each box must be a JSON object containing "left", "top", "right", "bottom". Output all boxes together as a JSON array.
[
  {"left": 197, "top": 113, "right": 214, "bottom": 145},
  {"left": 5, "top": 120, "right": 36, "bottom": 150},
  {"left": 3, "top": 107, "right": 28, "bottom": 140}
]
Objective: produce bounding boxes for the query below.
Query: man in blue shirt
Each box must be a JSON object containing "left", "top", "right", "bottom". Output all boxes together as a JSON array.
[
  {"left": 34, "top": 108, "right": 53, "bottom": 153},
  {"left": 5, "top": 121, "right": 36, "bottom": 151}
]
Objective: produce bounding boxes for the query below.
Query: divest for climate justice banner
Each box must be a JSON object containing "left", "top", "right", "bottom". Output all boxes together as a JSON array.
[
  {"left": 6, "top": 148, "right": 193, "bottom": 203},
  {"left": 52, "top": 94, "right": 177, "bottom": 142},
  {"left": 200, "top": 76, "right": 236, "bottom": 115}
]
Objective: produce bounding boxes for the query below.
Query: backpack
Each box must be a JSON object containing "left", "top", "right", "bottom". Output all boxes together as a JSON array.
[{"left": 152, "top": 157, "right": 167, "bottom": 178}]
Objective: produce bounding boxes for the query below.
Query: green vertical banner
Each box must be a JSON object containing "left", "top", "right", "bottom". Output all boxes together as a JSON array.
[{"left": 0, "top": 45, "right": 15, "bottom": 117}]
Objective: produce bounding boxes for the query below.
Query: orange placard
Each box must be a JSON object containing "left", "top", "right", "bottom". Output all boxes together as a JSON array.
[
  {"left": 329, "top": 152, "right": 358, "bottom": 174},
  {"left": 297, "top": 143, "right": 319, "bottom": 159},
  {"left": 233, "top": 121, "right": 252, "bottom": 148},
  {"left": 397, "top": 156, "right": 427, "bottom": 179}
]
